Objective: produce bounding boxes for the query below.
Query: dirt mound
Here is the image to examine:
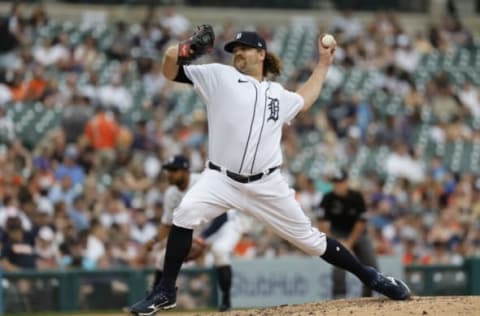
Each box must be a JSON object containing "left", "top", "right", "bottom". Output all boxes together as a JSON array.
[{"left": 205, "top": 296, "right": 480, "bottom": 316}]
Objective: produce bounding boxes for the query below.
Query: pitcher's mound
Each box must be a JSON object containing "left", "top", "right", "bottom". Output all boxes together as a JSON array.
[{"left": 215, "top": 296, "right": 480, "bottom": 316}]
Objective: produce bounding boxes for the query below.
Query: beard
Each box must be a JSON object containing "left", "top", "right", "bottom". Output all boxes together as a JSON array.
[{"left": 233, "top": 56, "right": 246, "bottom": 72}]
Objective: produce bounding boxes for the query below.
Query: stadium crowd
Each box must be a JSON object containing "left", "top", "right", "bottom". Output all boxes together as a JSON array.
[{"left": 0, "top": 3, "right": 479, "bottom": 275}]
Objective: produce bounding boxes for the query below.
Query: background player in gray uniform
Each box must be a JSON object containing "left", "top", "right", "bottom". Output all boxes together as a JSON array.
[
  {"left": 144, "top": 154, "right": 248, "bottom": 311},
  {"left": 129, "top": 25, "right": 410, "bottom": 316}
]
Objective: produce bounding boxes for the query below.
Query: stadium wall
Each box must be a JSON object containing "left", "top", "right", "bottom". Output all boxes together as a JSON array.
[{"left": 1, "top": 257, "right": 480, "bottom": 313}]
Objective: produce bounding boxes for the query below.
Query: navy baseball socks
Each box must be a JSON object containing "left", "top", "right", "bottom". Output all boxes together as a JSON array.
[
  {"left": 320, "top": 237, "right": 411, "bottom": 300},
  {"left": 151, "top": 270, "right": 162, "bottom": 289},
  {"left": 216, "top": 265, "right": 232, "bottom": 311},
  {"left": 129, "top": 225, "right": 193, "bottom": 315}
]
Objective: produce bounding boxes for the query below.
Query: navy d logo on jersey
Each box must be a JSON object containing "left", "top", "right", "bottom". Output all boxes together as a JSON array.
[{"left": 267, "top": 97, "right": 279, "bottom": 122}]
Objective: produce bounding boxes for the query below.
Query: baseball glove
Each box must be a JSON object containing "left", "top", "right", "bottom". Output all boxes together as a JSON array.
[
  {"left": 184, "top": 237, "right": 207, "bottom": 262},
  {"left": 177, "top": 24, "right": 215, "bottom": 65}
]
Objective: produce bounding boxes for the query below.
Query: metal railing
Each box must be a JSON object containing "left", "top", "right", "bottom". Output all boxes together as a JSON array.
[
  {"left": 1, "top": 257, "right": 479, "bottom": 314},
  {"left": 1, "top": 267, "right": 217, "bottom": 314},
  {"left": 405, "top": 257, "right": 480, "bottom": 296}
]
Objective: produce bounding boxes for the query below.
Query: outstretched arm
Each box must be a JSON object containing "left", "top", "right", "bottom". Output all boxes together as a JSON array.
[
  {"left": 296, "top": 35, "right": 336, "bottom": 112},
  {"left": 344, "top": 220, "right": 366, "bottom": 249},
  {"left": 144, "top": 223, "right": 172, "bottom": 252}
]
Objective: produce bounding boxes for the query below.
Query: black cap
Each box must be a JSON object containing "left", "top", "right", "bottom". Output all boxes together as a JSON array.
[
  {"left": 162, "top": 155, "right": 190, "bottom": 171},
  {"left": 330, "top": 169, "right": 348, "bottom": 183},
  {"left": 224, "top": 31, "right": 267, "bottom": 53}
]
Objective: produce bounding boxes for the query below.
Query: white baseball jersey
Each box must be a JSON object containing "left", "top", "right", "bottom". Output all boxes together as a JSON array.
[
  {"left": 174, "top": 63, "right": 327, "bottom": 257},
  {"left": 184, "top": 63, "right": 304, "bottom": 175},
  {"left": 161, "top": 173, "right": 201, "bottom": 225}
]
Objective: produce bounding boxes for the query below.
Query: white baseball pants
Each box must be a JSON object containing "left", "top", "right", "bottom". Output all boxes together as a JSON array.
[{"left": 173, "top": 169, "right": 327, "bottom": 256}]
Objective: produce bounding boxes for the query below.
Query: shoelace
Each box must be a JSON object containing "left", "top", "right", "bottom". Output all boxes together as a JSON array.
[{"left": 146, "top": 285, "right": 174, "bottom": 301}]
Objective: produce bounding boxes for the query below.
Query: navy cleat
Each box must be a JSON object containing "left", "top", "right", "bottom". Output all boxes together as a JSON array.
[
  {"left": 219, "top": 302, "right": 231, "bottom": 312},
  {"left": 129, "top": 287, "right": 176, "bottom": 316},
  {"left": 368, "top": 267, "right": 411, "bottom": 300}
]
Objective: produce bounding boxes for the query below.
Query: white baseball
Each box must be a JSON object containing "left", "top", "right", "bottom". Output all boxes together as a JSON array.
[{"left": 321, "top": 34, "right": 336, "bottom": 47}]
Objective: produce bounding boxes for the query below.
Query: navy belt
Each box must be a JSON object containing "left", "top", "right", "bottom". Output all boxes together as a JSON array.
[{"left": 208, "top": 161, "right": 279, "bottom": 183}]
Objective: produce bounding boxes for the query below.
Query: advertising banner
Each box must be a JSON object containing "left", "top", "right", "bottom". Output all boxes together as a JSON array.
[{"left": 231, "top": 256, "right": 403, "bottom": 308}]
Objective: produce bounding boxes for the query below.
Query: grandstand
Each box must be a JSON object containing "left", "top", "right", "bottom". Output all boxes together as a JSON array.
[{"left": 0, "top": 1, "right": 480, "bottom": 314}]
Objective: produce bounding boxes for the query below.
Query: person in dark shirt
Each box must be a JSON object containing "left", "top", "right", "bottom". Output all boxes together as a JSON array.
[
  {"left": 1, "top": 217, "right": 37, "bottom": 270},
  {"left": 317, "top": 169, "right": 378, "bottom": 298}
]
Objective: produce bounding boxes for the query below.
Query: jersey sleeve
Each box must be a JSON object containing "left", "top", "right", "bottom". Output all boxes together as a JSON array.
[
  {"left": 282, "top": 89, "right": 304, "bottom": 123},
  {"left": 183, "top": 64, "right": 223, "bottom": 104},
  {"left": 161, "top": 189, "right": 177, "bottom": 225}
]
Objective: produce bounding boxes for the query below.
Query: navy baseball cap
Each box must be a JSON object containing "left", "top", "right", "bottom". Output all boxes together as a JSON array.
[
  {"left": 330, "top": 169, "right": 348, "bottom": 183},
  {"left": 162, "top": 155, "right": 190, "bottom": 171},
  {"left": 224, "top": 31, "right": 267, "bottom": 53}
]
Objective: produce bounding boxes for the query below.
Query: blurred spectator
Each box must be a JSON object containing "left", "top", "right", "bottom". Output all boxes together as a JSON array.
[
  {"left": 0, "top": 196, "right": 32, "bottom": 232},
  {"left": 8, "top": 69, "right": 28, "bottom": 101},
  {"left": 142, "top": 62, "right": 168, "bottom": 96},
  {"left": 114, "top": 112, "right": 134, "bottom": 154},
  {"left": 0, "top": 106, "right": 15, "bottom": 142},
  {"left": 59, "top": 237, "right": 95, "bottom": 270},
  {"left": 444, "top": 16, "right": 473, "bottom": 47},
  {"left": 68, "top": 195, "right": 90, "bottom": 232},
  {"left": 48, "top": 175, "right": 78, "bottom": 207},
  {"left": 295, "top": 173, "right": 322, "bottom": 220},
  {"left": 132, "top": 21, "right": 167, "bottom": 58},
  {"left": 0, "top": 4, "right": 22, "bottom": 69},
  {"left": 429, "top": 156, "right": 449, "bottom": 182},
  {"left": 84, "top": 106, "right": 119, "bottom": 169},
  {"left": 330, "top": 9, "right": 362, "bottom": 41},
  {"left": 1, "top": 217, "right": 37, "bottom": 270},
  {"left": 61, "top": 94, "right": 94, "bottom": 143},
  {"left": 106, "top": 21, "right": 132, "bottom": 61},
  {"left": 394, "top": 36, "right": 420, "bottom": 73},
  {"left": 132, "top": 119, "right": 155, "bottom": 152},
  {"left": 373, "top": 226, "right": 394, "bottom": 256},
  {"left": 130, "top": 207, "right": 156, "bottom": 245},
  {"left": 326, "top": 89, "right": 356, "bottom": 138},
  {"left": 109, "top": 224, "right": 138, "bottom": 267},
  {"left": 73, "top": 35, "right": 100, "bottom": 71},
  {"left": 98, "top": 75, "right": 132, "bottom": 111},
  {"left": 55, "top": 145, "right": 85, "bottom": 187},
  {"left": 33, "top": 37, "right": 65, "bottom": 67},
  {"left": 352, "top": 93, "right": 372, "bottom": 142},
  {"left": 458, "top": 80, "right": 480, "bottom": 118},
  {"left": 29, "top": 5, "right": 48, "bottom": 29},
  {"left": 34, "top": 226, "right": 59, "bottom": 269},
  {"left": 98, "top": 193, "right": 129, "bottom": 228},
  {"left": 25, "top": 66, "right": 47, "bottom": 101},
  {"left": 159, "top": 7, "right": 190, "bottom": 38},
  {"left": 430, "top": 73, "right": 462, "bottom": 123},
  {"left": 84, "top": 219, "right": 107, "bottom": 266},
  {"left": 385, "top": 143, "right": 425, "bottom": 183}
]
